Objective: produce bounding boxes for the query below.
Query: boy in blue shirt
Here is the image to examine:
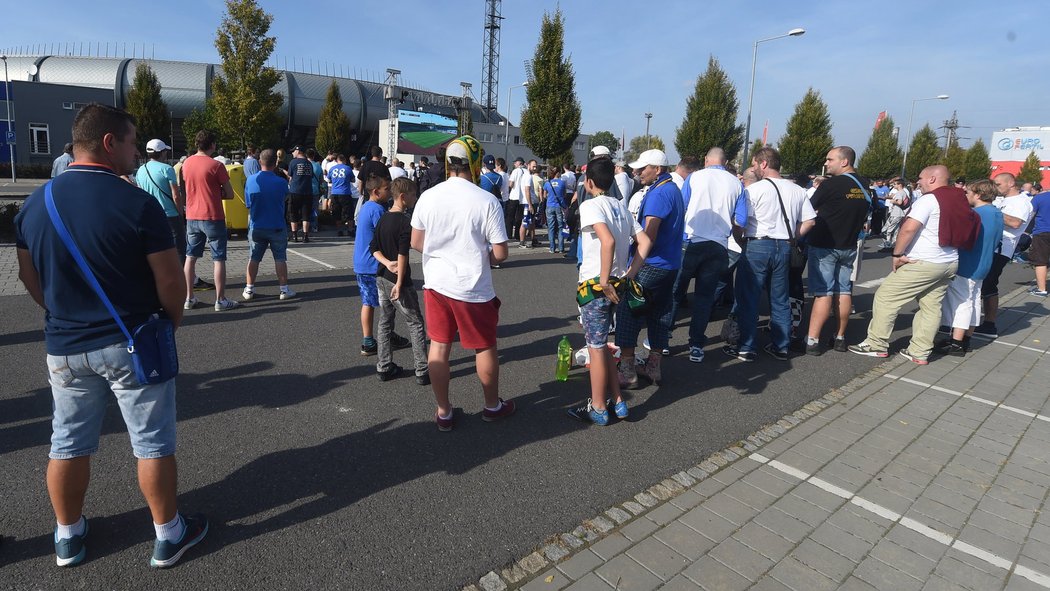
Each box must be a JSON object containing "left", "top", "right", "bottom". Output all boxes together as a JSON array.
[{"left": 354, "top": 177, "right": 410, "bottom": 355}]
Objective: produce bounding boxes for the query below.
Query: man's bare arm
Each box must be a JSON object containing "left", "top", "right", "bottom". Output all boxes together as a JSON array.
[
  {"left": 147, "top": 248, "right": 186, "bottom": 328},
  {"left": 16, "top": 248, "right": 45, "bottom": 308}
]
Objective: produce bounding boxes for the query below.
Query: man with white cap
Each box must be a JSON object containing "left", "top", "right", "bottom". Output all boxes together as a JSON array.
[
  {"left": 136, "top": 139, "right": 185, "bottom": 263},
  {"left": 616, "top": 149, "right": 684, "bottom": 389}
]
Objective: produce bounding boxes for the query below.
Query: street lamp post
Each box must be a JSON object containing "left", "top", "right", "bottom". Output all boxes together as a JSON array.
[
  {"left": 1, "top": 55, "right": 14, "bottom": 182},
  {"left": 644, "top": 113, "right": 652, "bottom": 149},
  {"left": 741, "top": 28, "right": 805, "bottom": 168},
  {"left": 900, "top": 94, "right": 949, "bottom": 180},
  {"left": 504, "top": 81, "right": 527, "bottom": 162}
]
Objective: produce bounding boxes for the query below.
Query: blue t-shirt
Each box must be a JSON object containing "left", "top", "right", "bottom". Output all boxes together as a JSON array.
[
  {"left": 874, "top": 185, "right": 890, "bottom": 209},
  {"left": 1031, "top": 191, "right": 1050, "bottom": 235},
  {"left": 288, "top": 157, "right": 314, "bottom": 195},
  {"left": 311, "top": 161, "right": 323, "bottom": 195},
  {"left": 245, "top": 170, "right": 289, "bottom": 230},
  {"left": 15, "top": 164, "right": 174, "bottom": 355},
  {"left": 134, "top": 160, "right": 180, "bottom": 217},
  {"left": 328, "top": 163, "right": 355, "bottom": 195},
  {"left": 353, "top": 200, "right": 385, "bottom": 274},
  {"left": 958, "top": 205, "right": 1003, "bottom": 280},
  {"left": 242, "top": 155, "right": 261, "bottom": 177},
  {"left": 480, "top": 170, "right": 503, "bottom": 197},
  {"left": 636, "top": 172, "right": 685, "bottom": 270},
  {"left": 544, "top": 178, "right": 567, "bottom": 209}
]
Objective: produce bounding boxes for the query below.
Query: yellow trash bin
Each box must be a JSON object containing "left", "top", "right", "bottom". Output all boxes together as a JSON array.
[{"left": 222, "top": 164, "right": 250, "bottom": 233}]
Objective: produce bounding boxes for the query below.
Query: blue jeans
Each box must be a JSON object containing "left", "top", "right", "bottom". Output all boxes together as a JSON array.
[
  {"left": 808, "top": 246, "right": 856, "bottom": 296},
  {"left": 186, "top": 219, "right": 228, "bottom": 261},
  {"left": 47, "top": 343, "right": 177, "bottom": 460},
  {"left": 615, "top": 264, "right": 677, "bottom": 351},
  {"left": 666, "top": 241, "right": 728, "bottom": 348},
  {"left": 546, "top": 207, "right": 566, "bottom": 252},
  {"left": 735, "top": 239, "right": 791, "bottom": 353},
  {"left": 713, "top": 249, "right": 741, "bottom": 309}
]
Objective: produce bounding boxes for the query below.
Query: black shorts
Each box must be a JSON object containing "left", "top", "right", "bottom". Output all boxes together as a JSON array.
[
  {"left": 331, "top": 194, "right": 355, "bottom": 225},
  {"left": 981, "top": 253, "right": 1010, "bottom": 299},
  {"left": 288, "top": 193, "right": 313, "bottom": 223},
  {"left": 506, "top": 201, "right": 523, "bottom": 231},
  {"left": 1029, "top": 233, "right": 1050, "bottom": 267}
]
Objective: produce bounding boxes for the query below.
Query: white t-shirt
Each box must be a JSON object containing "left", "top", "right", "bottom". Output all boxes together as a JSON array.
[
  {"left": 498, "top": 170, "right": 511, "bottom": 202},
  {"left": 578, "top": 195, "right": 642, "bottom": 282},
  {"left": 998, "top": 193, "right": 1034, "bottom": 258},
  {"left": 509, "top": 166, "right": 526, "bottom": 203},
  {"left": 615, "top": 172, "right": 633, "bottom": 204},
  {"left": 627, "top": 188, "right": 646, "bottom": 219},
  {"left": 743, "top": 178, "right": 815, "bottom": 239},
  {"left": 561, "top": 170, "right": 577, "bottom": 194},
  {"left": 670, "top": 171, "right": 686, "bottom": 191},
  {"left": 518, "top": 172, "right": 536, "bottom": 205},
  {"left": 411, "top": 177, "right": 509, "bottom": 302},
  {"left": 684, "top": 168, "right": 742, "bottom": 244},
  {"left": 905, "top": 194, "right": 956, "bottom": 264},
  {"left": 389, "top": 166, "right": 407, "bottom": 179}
]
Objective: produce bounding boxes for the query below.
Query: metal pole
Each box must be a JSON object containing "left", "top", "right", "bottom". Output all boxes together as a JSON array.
[
  {"left": 2, "top": 56, "right": 14, "bottom": 182},
  {"left": 644, "top": 113, "right": 652, "bottom": 149},
  {"left": 503, "top": 85, "right": 514, "bottom": 162},
  {"left": 741, "top": 40, "right": 759, "bottom": 168},
  {"left": 901, "top": 99, "right": 917, "bottom": 180}
]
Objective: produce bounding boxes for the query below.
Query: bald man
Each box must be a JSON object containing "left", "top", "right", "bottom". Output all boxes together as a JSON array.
[{"left": 850, "top": 165, "right": 978, "bottom": 364}]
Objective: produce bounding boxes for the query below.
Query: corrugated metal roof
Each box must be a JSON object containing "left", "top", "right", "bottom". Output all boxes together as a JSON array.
[
  {"left": 37, "top": 56, "right": 122, "bottom": 89},
  {"left": 121, "top": 59, "right": 208, "bottom": 117}
]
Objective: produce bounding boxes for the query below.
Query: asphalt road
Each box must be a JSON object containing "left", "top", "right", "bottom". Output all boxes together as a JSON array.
[{"left": 0, "top": 238, "right": 1037, "bottom": 590}]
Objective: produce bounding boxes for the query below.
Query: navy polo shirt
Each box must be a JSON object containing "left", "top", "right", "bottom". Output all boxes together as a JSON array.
[{"left": 15, "top": 164, "right": 174, "bottom": 355}]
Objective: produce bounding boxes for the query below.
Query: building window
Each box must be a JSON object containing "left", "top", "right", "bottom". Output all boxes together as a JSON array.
[
  {"left": 29, "top": 123, "right": 50, "bottom": 154},
  {"left": 513, "top": 135, "right": 520, "bottom": 145}
]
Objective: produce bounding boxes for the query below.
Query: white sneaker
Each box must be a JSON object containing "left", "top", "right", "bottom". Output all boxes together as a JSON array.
[
  {"left": 241, "top": 289, "right": 254, "bottom": 301},
  {"left": 184, "top": 297, "right": 199, "bottom": 310},
  {"left": 279, "top": 288, "right": 297, "bottom": 300},
  {"left": 214, "top": 298, "right": 240, "bottom": 311}
]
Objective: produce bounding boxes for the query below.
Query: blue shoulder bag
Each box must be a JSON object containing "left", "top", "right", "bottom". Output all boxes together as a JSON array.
[{"left": 44, "top": 182, "right": 179, "bottom": 385}]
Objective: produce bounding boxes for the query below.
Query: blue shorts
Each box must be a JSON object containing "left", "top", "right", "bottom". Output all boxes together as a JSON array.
[
  {"left": 357, "top": 273, "right": 379, "bottom": 307},
  {"left": 580, "top": 297, "right": 614, "bottom": 349},
  {"left": 808, "top": 246, "right": 856, "bottom": 296},
  {"left": 186, "top": 219, "right": 228, "bottom": 261},
  {"left": 248, "top": 227, "right": 288, "bottom": 262},
  {"left": 47, "top": 343, "right": 177, "bottom": 460}
]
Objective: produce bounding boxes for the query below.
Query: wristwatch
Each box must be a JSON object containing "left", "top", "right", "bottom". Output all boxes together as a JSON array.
[{"left": 892, "top": 253, "right": 904, "bottom": 258}]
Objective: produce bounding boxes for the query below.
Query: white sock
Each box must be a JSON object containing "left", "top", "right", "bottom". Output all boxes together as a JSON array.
[
  {"left": 437, "top": 409, "right": 453, "bottom": 420},
  {"left": 806, "top": 336, "right": 819, "bottom": 346},
  {"left": 484, "top": 401, "right": 502, "bottom": 412},
  {"left": 245, "top": 283, "right": 254, "bottom": 291},
  {"left": 56, "top": 515, "right": 85, "bottom": 540},
  {"left": 155, "top": 513, "right": 185, "bottom": 542}
]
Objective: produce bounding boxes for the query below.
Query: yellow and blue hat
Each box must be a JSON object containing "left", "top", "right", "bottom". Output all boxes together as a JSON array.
[{"left": 445, "top": 135, "right": 484, "bottom": 184}]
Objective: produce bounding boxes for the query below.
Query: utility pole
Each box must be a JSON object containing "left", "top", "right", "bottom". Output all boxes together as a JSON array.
[
  {"left": 480, "top": 0, "right": 502, "bottom": 123},
  {"left": 383, "top": 69, "right": 401, "bottom": 162},
  {"left": 644, "top": 113, "right": 652, "bottom": 149}
]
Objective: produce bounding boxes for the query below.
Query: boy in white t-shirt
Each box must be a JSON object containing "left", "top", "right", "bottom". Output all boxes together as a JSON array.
[{"left": 568, "top": 159, "right": 653, "bottom": 426}]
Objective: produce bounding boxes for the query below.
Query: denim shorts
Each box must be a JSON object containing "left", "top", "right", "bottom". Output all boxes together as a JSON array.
[
  {"left": 47, "top": 343, "right": 177, "bottom": 460},
  {"left": 808, "top": 246, "right": 857, "bottom": 296},
  {"left": 248, "top": 227, "right": 288, "bottom": 262},
  {"left": 186, "top": 219, "right": 228, "bottom": 261},
  {"left": 357, "top": 273, "right": 379, "bottom": 307},
  {"left": 580, "top": 296, "right": 614, "bottom": 348}
]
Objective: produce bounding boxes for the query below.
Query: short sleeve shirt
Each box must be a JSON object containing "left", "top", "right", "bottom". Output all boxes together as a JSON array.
[
  {"left": 135, "top": 160, "right": 180, "bottom": 218},
  {"left": 288, "top": 157, "right": 314, "bottom": 195},
  {"left": 808, "top": 174, "right": 871, "bottom": 249},
  {"left": 998, "top": 194, "right": 1033, "bottom": 258},
  {"left": 183, "top": 154, "right": 230, "bottom": 221},
  {"left": 327, "top": 163, "right": 356, "bottom": 195},
  {"left": 636, "top": 173, "right": 685, "bottom": 270},
  {"left": 369, "top": 211, "right": 413, "bottom": 283},
  {"left": 578, "top": 195, "right": 641, "bottom": 282},
  {"left": 353, "top": 200, "right": 385, "bottom": 275},
  {"left": 906, "top": 194, "right": 956, "bottom": 264}
]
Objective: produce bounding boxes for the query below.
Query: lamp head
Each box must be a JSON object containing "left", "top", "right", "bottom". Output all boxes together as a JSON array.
[
  {"left": 936, "top": 94, "right": 949, "bottom": 100},
  {"left": 788, "top": 28, "right": 806, "bottom": 36}
]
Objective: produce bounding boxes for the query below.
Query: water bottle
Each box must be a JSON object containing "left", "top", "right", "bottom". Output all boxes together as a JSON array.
[{"left": 556, "top": 336, "right": 572, "bottom": 381}]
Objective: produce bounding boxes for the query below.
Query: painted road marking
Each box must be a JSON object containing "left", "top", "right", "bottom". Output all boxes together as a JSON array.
[
  {"left": 287, "top": 248, "right": 337, "bottom": 269},
  {"left": 883, "top": 374, "right": 1050, "bottom": 425},
  {"left": 855, "top": 278, "right": 885, "bottom": 289}
]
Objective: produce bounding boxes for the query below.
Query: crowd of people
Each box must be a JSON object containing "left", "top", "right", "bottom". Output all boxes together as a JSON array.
[{"left": 17, "top": 100, "right": 1050, "bottom": 569}]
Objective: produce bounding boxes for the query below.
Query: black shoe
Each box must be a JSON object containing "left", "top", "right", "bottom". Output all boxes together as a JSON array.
[
  {"left": 377, "top": 363, "right": 403, "bottom": 381},
  {"left": 292, "top": 232, "right": 301, "bottom": 243},
  {"left": 764, "top": 343, "right": 789, "bottom": 360},
  {"left": 806, "top": 342, "right": 824, "bottom": 356},
  {"left": 934, "top": 340, "right": 966, "bottom": 357},
  {"left": 722, "top": 345, "right": 756, "bottom": 362},
  {"left": 361, "top": 341, "right": 377, "bottom": 356},
  {"left": 789, "top": 338, "right": 807, "bottom": 353},
  {"left": 937, "top": 324, "right": 951, "bottom": 334},
  {"left": 832, "top": 338, "right": 848, "bottom": 353},
  {"left": 303, "top": 234, "right": 310, "bottom": 243},
  {"left": 192, "top": 277, "right": 215, "bottom": 291},
  {"left": 391, "top": 333, "right": 411, "bottom": 350},
  {"left": 973, "top": 321, "right": 997, "bottom": 338},
  {"left": 415, "top": 373, "right": 430, "bottom": 386}
]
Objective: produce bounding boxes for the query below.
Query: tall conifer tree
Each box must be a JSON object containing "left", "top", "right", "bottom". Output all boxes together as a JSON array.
[
  {"left": 520, "top": 9, "right": 581, "bottom": 166},
  {"left": 125, "top": 63, "right": 170, "bottom": 147},
  {"left": 675, "top": 56, "right": 743, "bottom": 161},
  {"left": 778, "top": 88, "right": 834, "bottom": 175},
  {"left": 315, "top": 81, "right": 352, "bottom": 155},
  {"left": 905, "top": 124, "right": 940, "bottom": 180},
  {"left": 858, "top": 116, "right": 903, "bottom": 180}
]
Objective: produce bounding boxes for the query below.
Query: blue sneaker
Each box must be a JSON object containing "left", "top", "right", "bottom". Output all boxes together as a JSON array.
[
  {"left": 150, "top": 513, "right": 209, "bottom": 568},
  {"left": 567, "top": 401, "right": 610, "bottom": 426},
  {"left": 689, "top": 346, "right": 705, "bottom": 363},
  {"left": 613, "top": 400, "right": 629, "bottom": 419},
  {"left": 54, "top": 517, "right": 88, "bottom": 567}
]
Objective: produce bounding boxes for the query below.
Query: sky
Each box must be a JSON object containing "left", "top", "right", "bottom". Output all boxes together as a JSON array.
[{"left": 3, "top": 0, "right": 1048, "bottom": 162}]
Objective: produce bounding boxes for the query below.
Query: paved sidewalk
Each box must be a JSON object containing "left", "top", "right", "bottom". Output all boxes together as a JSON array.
[{"left": 472, "top": 287, "right": 1050, "bottom": 591}]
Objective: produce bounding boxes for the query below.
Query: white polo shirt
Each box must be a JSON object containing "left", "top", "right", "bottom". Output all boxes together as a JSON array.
[
  {"left": 683, "top": 167, "right": 742, "bottom": 245},
  {"left": 742, "top": 178, "right": 815, "bottom": 239}
]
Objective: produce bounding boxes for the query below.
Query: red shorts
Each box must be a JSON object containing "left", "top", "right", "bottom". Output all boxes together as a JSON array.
[{"left": 424, "top": 289, "right": 501, "bottom": 349}]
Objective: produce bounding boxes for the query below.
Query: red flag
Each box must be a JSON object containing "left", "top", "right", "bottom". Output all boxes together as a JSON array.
[
  {"left": 762, "top": 120, "right": 768, "bottom": 146},
  {"left": 874, "top": 111, "right": 887, "bottom": 129}
]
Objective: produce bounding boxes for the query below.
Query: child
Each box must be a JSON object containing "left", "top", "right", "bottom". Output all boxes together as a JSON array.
[
  {"left": 353, "top": 177, "right": 409, "bottom": 355},
  {"left": 568, "top": 158, "right": 653, "bottom": 426},
  {"left": 370, "top": 177, "right": 429, "bottom": 383}
]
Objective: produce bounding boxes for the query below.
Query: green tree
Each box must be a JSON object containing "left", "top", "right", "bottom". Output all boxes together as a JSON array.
[
  {"left": 1017, "top": 150, "right": 1043, "bottom": 184},
  {"left": 857, "top": 115, "right": 903, "bottom": 180},
  {"left": 125, "top": 63, "right": 170, "bottom": 147},
  {"left": 181, "top": 102, "right": 217, "bottom": 154},
  {"left": 904, "top": 124, "right": 940, "bottom": 180},
  {"left": 624, "top": 135, "right": 665, "bottom": 164},
  {"left": 675, "top": 56, "right": 744, "bottom": 162},
  {"left": 315, "top": 81, "right": 352, "bottom": 155},
  {"left": 210, "top": 0, "right": 283, "bottom": 150},
  {"left": 588, "top": 130, "right": 619, "bottom": 156},
  {"left": 962, "top": 139, "right": 991, "bottom": 181},
  {"left": 940, "top": 142, "right": 966, "bottom": 180},
  {"left": 520, "top": 9, "right": 581, "bottom": 162},
  {"left": 778, "top": 88, "right": 834, "bottom": 175}
]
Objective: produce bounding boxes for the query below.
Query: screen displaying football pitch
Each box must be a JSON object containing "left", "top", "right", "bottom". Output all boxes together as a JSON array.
[{"left": 397, "top": 110, "right": 458, "bottom": 155}]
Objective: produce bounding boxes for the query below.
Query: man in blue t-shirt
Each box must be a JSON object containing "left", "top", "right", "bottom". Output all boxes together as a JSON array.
[
  {"left": 615, "top": 149, "right": 684, "bottom": 389},
  {"left": 871, "top": 179, "right": 890, "bottom": 235},
  {"left": 479, "top": 154, "right": 503, "bottom": 200},
  {"left": 243, "top": 149, "right": 295, "bottom": 302},
  {"left": 287, "top": 146, "right": 315, "bottom": 242},
  {"left": 242, "top": 145, "right": 261, "bottom": 177},
  {"left": 15, "top": 103, "right": 207, "bottom": 568},
  {"left": 327, "top": 154, "right": 357, "bottom": 237},
  {"left": 1029, "top": 189, "right": 1050, "bottom": 297},
  {"left": 543, "top": 164, "right": 568, "bottom": 253}
]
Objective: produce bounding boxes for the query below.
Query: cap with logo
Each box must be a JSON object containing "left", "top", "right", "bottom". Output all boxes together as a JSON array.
[
  {"left": 145, "top": 139, "right": 171, "bottom": 153},
  {"left": 590, "top": 145, "right": 611, "bottom": 157},
  {"left": 628, "top": 149, "right": 669, "bottom": 170},
  {"left": 482, "top": 154, "right": 496, "bottom": 170}
]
